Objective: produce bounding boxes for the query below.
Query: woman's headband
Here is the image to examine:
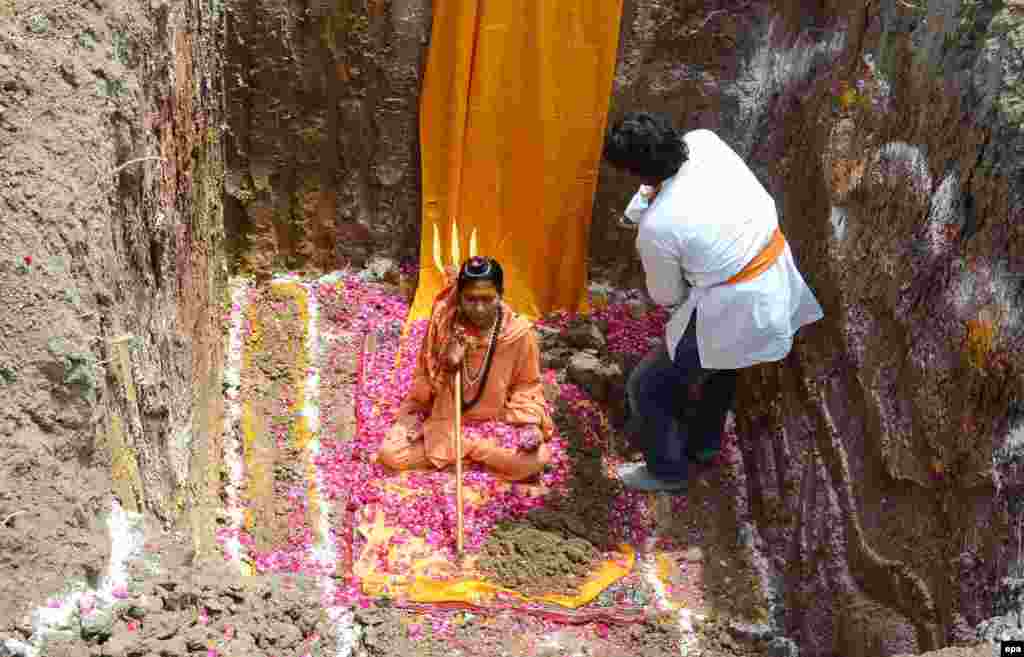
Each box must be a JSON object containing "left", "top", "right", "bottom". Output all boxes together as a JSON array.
[{"left": 461, "top": 256, "right": 493, "bottom": 279}]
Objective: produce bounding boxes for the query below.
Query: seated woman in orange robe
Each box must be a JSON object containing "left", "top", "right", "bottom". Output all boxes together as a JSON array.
[{"left": 375, "top": 256, "right": 554, "bottom": 481}]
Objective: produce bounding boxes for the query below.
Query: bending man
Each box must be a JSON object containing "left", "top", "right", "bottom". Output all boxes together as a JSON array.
[
  {"left": 603, "top": 112, "right": 824, "bottom": 492},
  {"left": 375, "top": 256, "right": 554, "bottom": 481}
]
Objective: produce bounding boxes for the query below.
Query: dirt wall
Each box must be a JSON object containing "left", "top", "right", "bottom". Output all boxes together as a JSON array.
[
  {"left": 221, "top": 0, "right": 430, "bottom": 275},
  {"left": 0, "top": 0, "right": 226, "bottom": 634}
]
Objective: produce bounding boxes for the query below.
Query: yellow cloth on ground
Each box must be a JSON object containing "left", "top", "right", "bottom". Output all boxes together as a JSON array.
[
  {"left": 410, "top": 1, "right": 624, "bottom": 321},
  {"left": 353, "top": 471, "right": 634, "bottom": 607}
]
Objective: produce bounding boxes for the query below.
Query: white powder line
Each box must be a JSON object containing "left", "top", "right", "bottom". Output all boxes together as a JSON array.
[
  {"left": 221, "top": 278, "right": 251, "bottom": 572},
  {"left": 104, "top": 500, "right": 144, "bottom": 593},
  {"left": 14, "top": 500, "right": 145, "bottom": 657},
  {"left": 644, "top": 498, "right": 702, "bottom": 657}
]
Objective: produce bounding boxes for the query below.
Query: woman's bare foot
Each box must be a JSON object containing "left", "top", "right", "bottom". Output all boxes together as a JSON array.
[{"left": 537, "top": 443, "right": 553, "bottom": 466}]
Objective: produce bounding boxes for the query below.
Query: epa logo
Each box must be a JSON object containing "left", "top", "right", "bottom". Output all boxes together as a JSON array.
[{"left": 1004, "top": 640, "right": 1024, "bottom": 656}]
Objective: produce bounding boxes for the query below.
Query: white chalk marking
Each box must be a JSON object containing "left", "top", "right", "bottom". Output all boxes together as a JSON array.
[
  {"left": 16, "top": 500, "right": 145, "bottom": 657},
  {"left": 221, "top": 278, "right": 251, "bottom": 571}
]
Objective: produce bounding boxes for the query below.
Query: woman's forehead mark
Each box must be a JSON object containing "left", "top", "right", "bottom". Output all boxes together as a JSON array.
[
  {"left": 463, "top": 294, "right": 497, "bottom": 303},
  {"left": 462, "top": 281, "right": 498, "bottom": 297}
]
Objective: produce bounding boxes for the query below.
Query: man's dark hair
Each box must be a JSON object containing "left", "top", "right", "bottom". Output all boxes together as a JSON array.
[
  {"left": 458, "top": 256, "right": 504, "bottom": 295},
  {"left": 603, "top": 111, "right": 688, "bottom": 180}
]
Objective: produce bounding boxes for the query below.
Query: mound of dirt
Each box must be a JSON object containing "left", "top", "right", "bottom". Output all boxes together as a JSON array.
[
  {"left": 471, "top": 395, "right": 638, "bottom": 598},
  {"left": 477, "top": 522, "right": 600, "bottom": 597},
  {"left": 525, "top": 461, "right": 623, "bottom": 550},
  {"left": 523, "top": 404, "right": 625, "bottom": 550}
]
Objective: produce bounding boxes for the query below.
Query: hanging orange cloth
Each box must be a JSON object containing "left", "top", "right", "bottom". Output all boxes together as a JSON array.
[{"left": 410, "top": 1, "right": 624, "bottom": 321}]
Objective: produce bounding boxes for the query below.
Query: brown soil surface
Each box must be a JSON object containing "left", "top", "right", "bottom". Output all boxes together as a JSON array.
[
  {"left": 477, "top": 521, "right": 601, "bottom": 598},
  {"left": 317, "top": 281, "right": 360, "bottom": 449},
  {"left": 242, "top": 288, "right": 299, "bottom": 548},
  {"left": 524, "top": 402, "right": 626, "bottom": 550},
  {"left": 121, "top": 567, "right": 328, "bottom": 657},
  {"left": 32, "top": 531, "right": 335, "bottom": 657},
  {"left": 0, "top": 0, "right": 147, "bottom": 633},
  {"left": 662, "top": 459, "right": 772, "bottom": 626},
  {"left": 315, "top": 278, "right": 361, "bottom": 575},
  {"left": 0, "top": 433, "right": 110, "bottom": 638},
  {"left": 692, "top": 616, "right": 763, "bottom": 657}
]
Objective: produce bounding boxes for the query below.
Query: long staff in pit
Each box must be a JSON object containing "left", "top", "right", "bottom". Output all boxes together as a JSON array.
[
  {"left": 454, "top": 365, "right": 464, "bottom": 555},
  {"left": 432, "top": 220, "right": 478, "bottom": 557}
]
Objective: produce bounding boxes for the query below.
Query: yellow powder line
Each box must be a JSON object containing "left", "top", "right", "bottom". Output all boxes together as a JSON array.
[
  {"left": 237, "top": 298, "right": 263, "bottom": 575},
  {"left": 240, "top": 302, "right": 258, "bottom": 524}
]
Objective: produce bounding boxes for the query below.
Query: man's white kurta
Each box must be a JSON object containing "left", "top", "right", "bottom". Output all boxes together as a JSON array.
[{"left": 628, "top": 129, "right": 824, "bottom": 370}]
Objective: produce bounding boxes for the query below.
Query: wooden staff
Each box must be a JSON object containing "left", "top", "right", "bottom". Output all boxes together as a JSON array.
[{"left": 454, "top": 369, "right": 465, "bottom": 556}]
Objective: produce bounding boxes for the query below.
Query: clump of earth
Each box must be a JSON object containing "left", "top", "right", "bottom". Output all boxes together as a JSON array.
[
  {"left": 472, "top": 398, "right": 628, "bottom": 596},
  {"left": 523, "top": 404, "right": 625, "bottom": 550},
  {"left": 525, "top": 459, "right": 623, "bottom": 549},
  {"left": 477, "top": 522, "right": 600, "bottom": 597}
]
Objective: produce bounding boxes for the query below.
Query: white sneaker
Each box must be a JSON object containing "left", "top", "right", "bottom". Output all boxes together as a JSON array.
[{"left": 616, "top": 462, "right": 687, "bottom": 493}]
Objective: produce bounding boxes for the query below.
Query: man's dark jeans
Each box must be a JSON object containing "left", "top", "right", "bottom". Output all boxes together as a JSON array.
[{"left": 624, "top": 315, "right": 738, "bottom": 483}]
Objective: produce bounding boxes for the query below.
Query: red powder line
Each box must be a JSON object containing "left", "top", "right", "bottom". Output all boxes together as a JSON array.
[{"left": 390, "top": 600, "right": 657, "bottom": 626}]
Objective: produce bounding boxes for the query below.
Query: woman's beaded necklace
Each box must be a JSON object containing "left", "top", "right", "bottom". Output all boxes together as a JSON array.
[
  {"left": 460, "top": 307, "right": 502, "bottom": 412},
  {"left": 462, "top": 311, "right": 498, "bottom": 386}
]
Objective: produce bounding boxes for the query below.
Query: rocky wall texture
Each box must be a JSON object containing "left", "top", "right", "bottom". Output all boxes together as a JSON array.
[
  {"left": 221, "top": 0, "right": 431, "bottom": 276},
  {"left": 0, "top": 0, "right": 226, "bottom": 634}
]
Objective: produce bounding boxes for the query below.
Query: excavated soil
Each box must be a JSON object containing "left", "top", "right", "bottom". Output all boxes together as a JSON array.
[
  {"left": 0, "top": 437, "right": 110, "bottom": 638},
  {"left": 668, "top": 453, "right": 772, "bottom": 627},
  {"left": 1, "top": 0, "right": 148, "bottom": 635},
  {"left": 477, "top": 522, "right": 601, "bottom": 598},
  {"left": 28, "top": 531, "right": 335, "bottom": 657},
  {"left": 116, "top": 567, "right": 329, "bottom": 657},
  {"left": 523, "top": 404, "right": 626, "bottom": 551}
]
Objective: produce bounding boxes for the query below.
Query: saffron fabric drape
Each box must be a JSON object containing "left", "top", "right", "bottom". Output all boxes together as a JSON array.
[{"left": 409, "top": 0, "right": 624, "bottom": 321}]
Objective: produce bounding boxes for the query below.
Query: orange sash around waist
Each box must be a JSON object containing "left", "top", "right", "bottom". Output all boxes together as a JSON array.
[{"left": 724, "top": 227, "right": 786, "bottom": 285}]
